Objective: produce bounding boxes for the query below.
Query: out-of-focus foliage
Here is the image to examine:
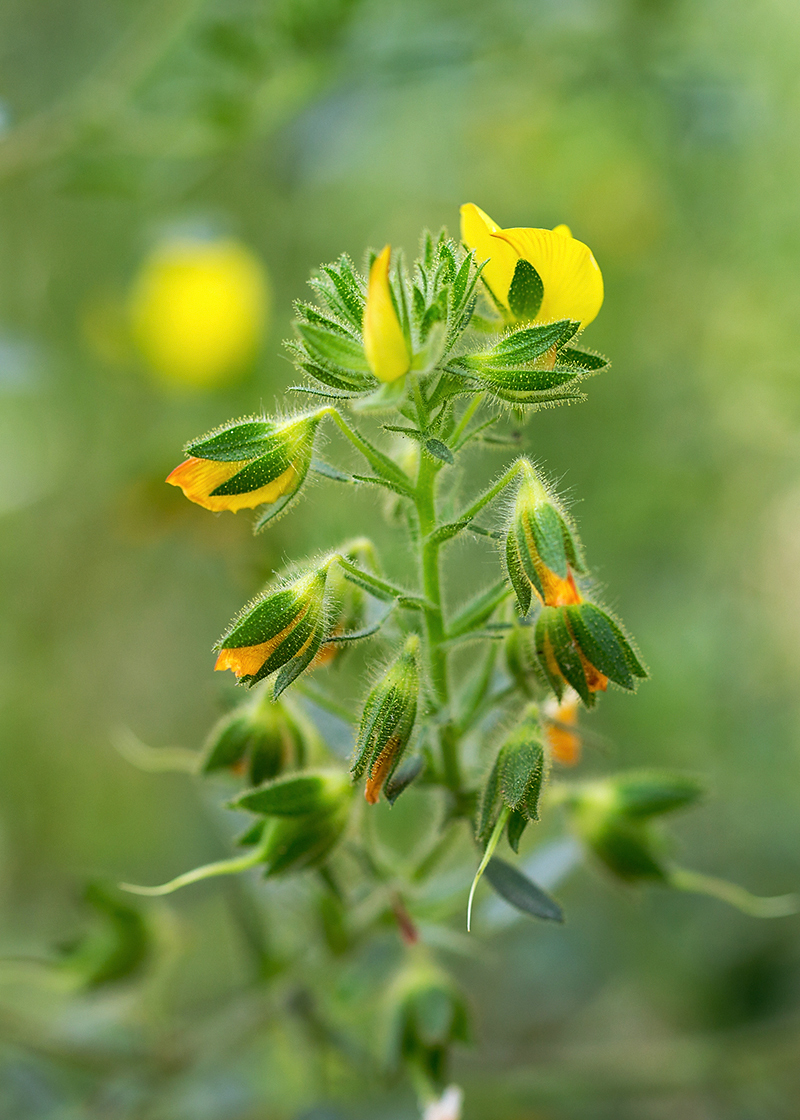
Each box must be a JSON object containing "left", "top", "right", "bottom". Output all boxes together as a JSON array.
[{"left": 1, "top": 0, "right": 800, "bottom": 1117}]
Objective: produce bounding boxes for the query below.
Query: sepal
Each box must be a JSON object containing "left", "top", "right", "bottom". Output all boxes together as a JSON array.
[
  {"left": 230, "top": 769, "right": 351, "bottom": 817},
  {"left": 232, "top": 770, "right": 353, "bottom": 877}
]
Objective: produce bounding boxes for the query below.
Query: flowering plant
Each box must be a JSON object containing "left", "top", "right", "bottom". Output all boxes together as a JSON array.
[{"left": 126, "top": 205, "right": 796, "bottom": 1116}]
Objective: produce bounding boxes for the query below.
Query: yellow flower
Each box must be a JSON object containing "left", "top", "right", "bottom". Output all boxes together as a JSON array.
[
  {"left": 129, "top": 237, "right": 269, "bottom": 390},
  {"left": 460, "top": 203, "right": 603, "bottom": 328},
  {"left": 363, "top": 245, "right": 411, "bottom": 382}
]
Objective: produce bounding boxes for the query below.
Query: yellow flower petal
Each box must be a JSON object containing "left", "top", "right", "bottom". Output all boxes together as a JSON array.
[
  {"left": 491, "top": 227, "right": 603, "bottom": 328},
  {"left": 363, "top": 245, "right": 410, "bottom": 383},
  {"left": 459, "top": 203, "right": 518, "bottom": 308},
  {"left": 166, "top": 457, "right": 298, "bottom": 512}
]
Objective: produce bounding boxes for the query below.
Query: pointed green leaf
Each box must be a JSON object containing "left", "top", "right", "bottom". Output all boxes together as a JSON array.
[
  {"left": 385, "top": 756, "right": 425, "bottom": 805},
  {"left": 425, "top": 438, "right": 454, "bottom": 465},
  {"left": 556, "top": 345, "right": 609, "bottom": 371},
  {"left": 484, "top": 858, "right": 564, "bottom": 922},
  {"left": 231, "top": 771, "right": 344, "bottom": 817},
  {"left": 297, "top": 323, "right": 370, "bottom": 372}
]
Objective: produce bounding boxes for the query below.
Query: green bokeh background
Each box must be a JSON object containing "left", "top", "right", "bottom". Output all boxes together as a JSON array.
[{"left": 1, "top": 0, "right": 800, "bottom": 1116}]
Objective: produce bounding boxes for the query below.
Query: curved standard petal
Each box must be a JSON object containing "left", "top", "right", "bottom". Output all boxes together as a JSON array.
[
  {"left": 167, "top": 457, "right": 298, "bottom": 512},
  {"left": 492, "top": 227, "right": 604, "bottom": 328},
  {"left": 459, "top": 203, "right": 518, "bottom": 309},
  {"left": 363, "top": 246, "right": 410, "bottom": 383}
]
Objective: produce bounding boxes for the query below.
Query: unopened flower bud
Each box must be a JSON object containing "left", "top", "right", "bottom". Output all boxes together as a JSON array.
[
  {"left": 167, "top": 412, "right": 321, "bottom": 515},
  {"left": 477, "top": 707, "right": 546, "bottom": 851},
  {"left": 231, "top": 770, "right": 353, "bottom": 877},
  {"left": 562, "top": 771, "right": 703, "bottom": 884},
  {"left": 352, "top": 634, "right": 419, "bottom": 804},
  {"left": 363, "top": 245, "right": 411, "bottom": 383},
  {"left": 535, "top": 600, "right": 647, "bottom": 708},
  {"left": 386, "top": 959, "right": 470, "bottom": 1092},
  {"left": 60, "top": 883, "right": 149, "bottom": 989},
  {"left": 201, "top": 693, "right": 310, "bottom": 785},
  {"left": 505, "top": 461, "right": 584, "bottom": 615},
  {"left": 215, "top": 565, "right": 329, "bottom": 693},
  {"left": 607, "top": 770, "right": 705, "bottom": 819}
]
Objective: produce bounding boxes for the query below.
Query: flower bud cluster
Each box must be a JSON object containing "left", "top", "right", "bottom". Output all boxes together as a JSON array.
[
  {"left": 503, "top": 461, "right": 647, "bottom": 709},
  {"left": 287, "top": 232, "right": 482, "bottom": 400}
]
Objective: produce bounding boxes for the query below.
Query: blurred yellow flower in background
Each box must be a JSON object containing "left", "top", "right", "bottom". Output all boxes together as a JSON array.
[
  {"left": 460, "top": 203, "right": 603, "bottom": 328},
  {"left": 129, "top": 237, "right": 269, "bottom": 390}
]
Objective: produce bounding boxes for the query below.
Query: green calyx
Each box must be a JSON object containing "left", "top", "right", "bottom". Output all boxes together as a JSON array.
[{"left": 231, "top": 770, "right": 353, "bottom": 877}]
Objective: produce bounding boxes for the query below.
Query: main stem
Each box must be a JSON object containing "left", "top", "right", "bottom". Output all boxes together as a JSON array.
[
  {"left": 416, "top": 453, "right": 447, "bottom": 703},
  {"left": 415, "top": 451, "right": 461, "bottom": 793}
]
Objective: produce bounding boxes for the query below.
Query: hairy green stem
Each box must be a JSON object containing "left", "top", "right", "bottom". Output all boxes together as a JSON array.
[
  {"left": 449, "top": 391, "right": 485, "bottom": 448},
  {"left": 119, "top": 834, "right": 272, "bottom": 897},
  {"left": 668, "top": 867, "right": 799, "bottom": 918},
  {"left": 416, "top": 453, "right": 448, "bottom": 706},
  {"left": 456, "top": 458, "right": 525, "bottom": 524}
]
